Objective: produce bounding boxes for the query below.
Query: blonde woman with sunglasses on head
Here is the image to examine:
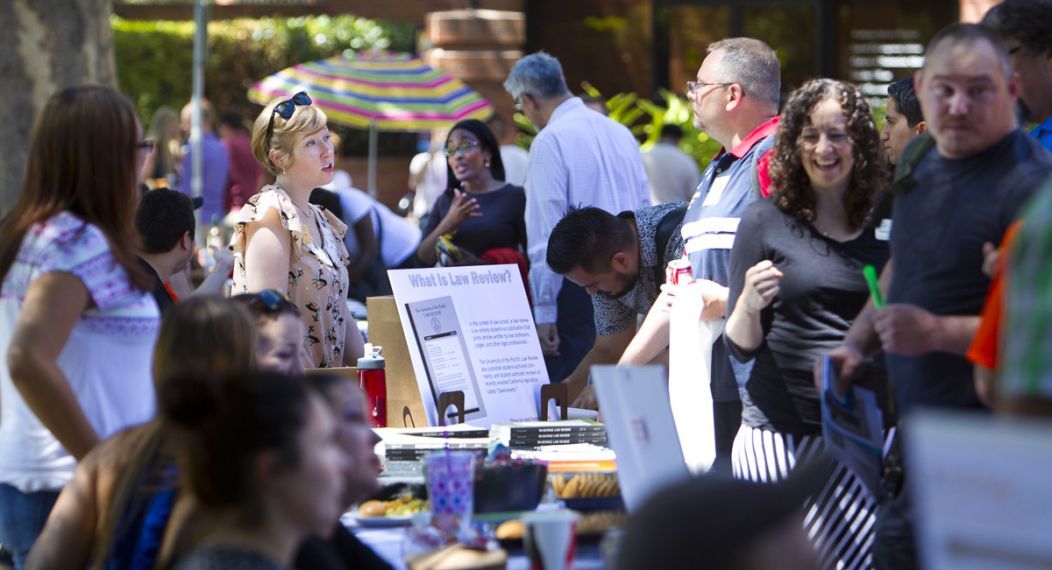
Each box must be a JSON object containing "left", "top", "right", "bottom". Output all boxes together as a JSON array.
[{"left": 232, "top": 92, "right": 365, "bottom": 369}]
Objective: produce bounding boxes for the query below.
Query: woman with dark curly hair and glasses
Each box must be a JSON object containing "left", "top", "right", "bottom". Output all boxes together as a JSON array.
[
  {"left": 231, "top": 92, "right": 364, "bottom": 370},
  {"left": 724, "top": 79, "right": 889, "bottom": 569}
]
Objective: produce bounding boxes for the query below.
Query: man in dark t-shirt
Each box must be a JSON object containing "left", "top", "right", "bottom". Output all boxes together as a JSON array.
[
  {"left": 135, "top": 189, "right": 198, "bottom": 314},
  {"left": 546, "top": 203, "right": 686, "bottom": 408},
  {"left": 824, "top": 24, "right": 1052, "bottom": 570},
  {"left": 883, "top": 131, "right": 1051, "bottom": 412},
  {"left": 827, "top": 25, "right": 1052, "bottom": 416}
]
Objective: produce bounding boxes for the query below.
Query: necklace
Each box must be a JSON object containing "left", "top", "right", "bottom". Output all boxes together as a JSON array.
[
  {"left": 291, "top": 199, "right": 314, "bottom": 221},
  {"left": 813, "top": 219, "right": 862, "bottom": 242}
]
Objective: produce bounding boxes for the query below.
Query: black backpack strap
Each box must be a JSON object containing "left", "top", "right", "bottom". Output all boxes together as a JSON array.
[
  {"left": 653, "top": 204, "right": 688, "bottom": 285},
  {"left": 889, "top": 132, "right": 935, "bottom": 195}
]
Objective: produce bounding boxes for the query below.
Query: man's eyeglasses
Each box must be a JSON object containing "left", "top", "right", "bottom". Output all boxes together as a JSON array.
[
  {"left": 265, "top": 91, "right": 312, "bottom": 147},
  {"left": 444, "top": 141, "right": 481, "bottom": 157},
  {"left": 686, "top": 80, "right": 733, "bottom": 96}
]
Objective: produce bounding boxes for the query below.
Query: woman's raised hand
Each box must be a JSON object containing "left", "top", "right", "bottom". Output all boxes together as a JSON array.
[
  {"left": 740, "top": 260, "right": 783, "bottom": 312},
  {"left": 443, "top": 189, "right": 482, "bottom": 228}
]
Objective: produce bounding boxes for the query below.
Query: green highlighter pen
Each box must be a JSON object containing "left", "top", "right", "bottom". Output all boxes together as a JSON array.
[{"left": 863, "top": 264, "right": 884, "bottom": 309}]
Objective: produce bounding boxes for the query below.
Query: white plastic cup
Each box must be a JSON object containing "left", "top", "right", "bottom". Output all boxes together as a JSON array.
[{"left": 523, "top": 509, "right": 580, "bottom": 570}]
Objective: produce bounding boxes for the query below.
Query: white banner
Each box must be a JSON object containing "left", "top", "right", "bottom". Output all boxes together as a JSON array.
[
  {"left": 388, "top": 265, "right": 549, "bottom": 427},
  {"left": 668, "top": 291, "right": 719, "bottom": 473}
]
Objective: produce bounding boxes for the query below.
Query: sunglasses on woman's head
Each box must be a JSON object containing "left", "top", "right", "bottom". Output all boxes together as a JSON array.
[
  {"left": 248, "top": 289, "right": 290, "bottom": 314},
  {"left": 265, "top": 91, "right": 312, "bottom": 147}
]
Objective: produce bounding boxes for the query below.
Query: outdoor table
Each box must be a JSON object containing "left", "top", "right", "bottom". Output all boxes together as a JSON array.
[{"left": 351, "top": 525, "right": 606, "bottom": 569}]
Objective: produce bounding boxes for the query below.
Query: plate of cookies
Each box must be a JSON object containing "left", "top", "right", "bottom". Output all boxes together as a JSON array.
[{"left": 550, "top": 472, "right": 624, "bottom": 512}]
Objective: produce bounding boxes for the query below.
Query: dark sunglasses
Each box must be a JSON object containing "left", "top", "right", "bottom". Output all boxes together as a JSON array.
[
  {"left": 137, "top": 139, "right": 156, "bottom": 152},
  {"left": 265, "top": 91, "right": 312, "bottom": 147},
  {"left": 240, "top": 289, "right": 296, "bottom": 315}
]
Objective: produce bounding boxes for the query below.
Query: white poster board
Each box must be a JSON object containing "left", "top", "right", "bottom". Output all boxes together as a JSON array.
[
  {"left": 388, "top": 265, "right": 549, "bottom": 427},
  {"left": 906, "top": 411, "right": 1052, "bottom": 570},
  {"left": 592, "top": 365, "right": 690, "bottom": 512}
]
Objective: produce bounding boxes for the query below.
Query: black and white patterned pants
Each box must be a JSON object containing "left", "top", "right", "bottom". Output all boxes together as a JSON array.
[{"left": 732, "top": 424, "right": 878, "bottom": 570}]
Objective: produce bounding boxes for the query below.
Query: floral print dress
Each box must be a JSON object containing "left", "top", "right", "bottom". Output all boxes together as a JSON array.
[{"left": 230, "top": 186, "right": 351, "bottom": 368}]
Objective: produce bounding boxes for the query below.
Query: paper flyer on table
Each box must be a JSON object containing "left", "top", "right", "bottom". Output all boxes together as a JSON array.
[
  {"left": 592, "top": 365, "right": 689, "bottom": 512},
  {"left": 388, "top": 265, "right": 549, "bottom": 427},
  {"left": 820, "top": 356, "right": 884, "bottom": 498},
  {"left": 907, "top": 411, "right": 1052, "bottom": 570}
]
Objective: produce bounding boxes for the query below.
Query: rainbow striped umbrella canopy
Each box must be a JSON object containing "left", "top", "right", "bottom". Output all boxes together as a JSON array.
[{"left": 248, "top": 51, "right": 493, "bottom": 131}]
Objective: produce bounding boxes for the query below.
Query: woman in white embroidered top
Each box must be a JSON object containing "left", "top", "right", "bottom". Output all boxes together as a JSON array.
[
  {"left": 0, "top": 86, "right": 160, "bottom": 568},
  {"left": 231, "top": 92, "right": 364, "bottom": 369}
]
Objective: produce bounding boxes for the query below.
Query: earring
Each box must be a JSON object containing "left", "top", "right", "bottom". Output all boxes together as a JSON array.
[
  {"left": 484, "top": 159, "right": 491, "bottom": 168},
  {"left": 281, "top": 168, "right": 286, "bottom": 176}
]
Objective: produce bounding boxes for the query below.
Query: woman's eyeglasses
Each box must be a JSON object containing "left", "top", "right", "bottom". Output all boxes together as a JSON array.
[
  {"left": 799, "top": 130, "right": 851, "bottom": 147},
  {"left": 444, "top": 141, "right": 481, "bottom": 157},
  {"left": 265, "top": 91, "right": 312, "bottom": 147},
  {"left": 137, "top": 139, "right": 156, "bottom": 152}
]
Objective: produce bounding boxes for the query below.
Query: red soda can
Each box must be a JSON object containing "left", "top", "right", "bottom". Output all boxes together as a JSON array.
[{"left": 666, "top": 258, "right": 693, "bottom": 285}]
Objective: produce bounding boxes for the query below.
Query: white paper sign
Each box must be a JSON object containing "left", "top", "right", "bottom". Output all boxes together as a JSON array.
[
  {"left": 592, "top": 365, "right": 690, "bottom": 512},
  {"left": 388, "top": 265, "right": 549, "bottom": 427},
  {"left": 907, "top": 411, "right": 1052, "bottom": 570}
]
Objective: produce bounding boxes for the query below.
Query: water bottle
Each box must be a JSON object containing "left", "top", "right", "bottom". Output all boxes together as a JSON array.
[
  {"left": 200, "top": 215, "right": 219, "bottom": 272},
  {"left": 357, "top": 343, "right": 387, "bottom": 428},
  {"left": 207, "top": 216, "right": 223, "bottom": 251}
]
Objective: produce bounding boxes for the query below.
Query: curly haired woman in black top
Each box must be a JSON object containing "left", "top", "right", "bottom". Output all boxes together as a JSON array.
[{"left": 724, "top": 78, "right": 889, "bottom": 570}]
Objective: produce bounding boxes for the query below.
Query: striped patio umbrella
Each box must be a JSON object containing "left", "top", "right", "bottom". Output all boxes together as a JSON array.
[{"left": 248, "top": 51, "right": 494, "bottom": 195}]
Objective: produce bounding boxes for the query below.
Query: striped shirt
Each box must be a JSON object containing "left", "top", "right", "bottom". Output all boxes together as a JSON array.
[{"left": 681, "top": 117, "right": 778, "bottom": 286}]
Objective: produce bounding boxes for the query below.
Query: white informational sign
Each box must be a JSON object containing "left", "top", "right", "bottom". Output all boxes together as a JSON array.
[
  {"left": 388, "top": 265, "right": 549, "bottom": 427},
  {"left": 667, "top": 291, "right": 718, "bottom": 473},
  {"left": 592, "top": 365, "right": 690, "bottom": 512},
  {"left": 906, "top": 411, "right": 1052, "bottom": 570}
]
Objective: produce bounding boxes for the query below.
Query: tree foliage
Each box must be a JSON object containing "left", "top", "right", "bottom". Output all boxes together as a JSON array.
[
  {"left": 513, "top": 83, "right": 723, "bottom": 171},
  {"left": 113, "top": 15, "right": 415, "bottom": 129}
]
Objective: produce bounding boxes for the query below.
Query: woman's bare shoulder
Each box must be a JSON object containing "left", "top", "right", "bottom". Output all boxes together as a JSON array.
[{"left": 81, "top": 425, "right": 149, "bottom": 471}]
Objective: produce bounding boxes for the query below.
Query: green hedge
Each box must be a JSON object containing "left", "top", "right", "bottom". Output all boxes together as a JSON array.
[{"left": 113, "top": 15, "right": 417, "bottom": 154}]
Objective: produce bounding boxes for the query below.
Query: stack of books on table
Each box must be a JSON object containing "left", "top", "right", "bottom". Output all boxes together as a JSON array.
[
  {"left": 511, "top": 443, "right": 618, "bottom": 473},
  {"left": 491, "top": 419, "right": 608, "bottom": 449},
  {"left": 375, "top": 425, "right": 491, "bottom": 478}
]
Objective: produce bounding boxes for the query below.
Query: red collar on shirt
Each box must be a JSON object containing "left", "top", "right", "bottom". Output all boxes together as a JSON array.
[
  {"left": 163, "top": 281, "right": 180, "bottom": 303},
  {"left": 710, "top": 116, "right": 781, "bottom": 160},
  {"left": 729, "top": 116, "right": 780, "bottom": 158}
]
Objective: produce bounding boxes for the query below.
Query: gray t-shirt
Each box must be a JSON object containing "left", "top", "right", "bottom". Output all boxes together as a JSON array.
[
  {"left": 592, "top": 202, "right": 686, "bottom": 336},
  {"left": 888, "top": 129, "right": 1052, "bottom": 414}
]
